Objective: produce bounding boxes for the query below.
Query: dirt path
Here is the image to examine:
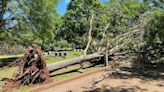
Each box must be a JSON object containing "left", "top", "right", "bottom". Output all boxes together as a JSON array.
[
  {"left": 39, "top": 69, "right": 164, "bottom": 92},
  {"left": 39, "top": 71, "right": 105, "bottom": 92},
  {"left": 96, "top": 78, "right": 164, "bottom": 92}
]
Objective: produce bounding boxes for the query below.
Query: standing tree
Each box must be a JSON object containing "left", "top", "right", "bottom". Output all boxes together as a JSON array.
[
  {"left": 18, "top": 0, "right": 59, "bottom": 49},
  {"left": 0, "top": 0, "right": 60, "bottom": 54},
  {"left": 61, "top": 0, "right": 100, "bottom": 46}
]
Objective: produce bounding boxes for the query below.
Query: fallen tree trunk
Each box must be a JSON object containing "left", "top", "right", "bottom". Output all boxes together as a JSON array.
[
  {"left": 47, "top": 18, "right": 142, "bottom": 74},
  {"left": 48, "top": 52, "right": 104, "bottom": 72},
  {"left": 47, "top": 46, "right": 125, "bottom": 73}
]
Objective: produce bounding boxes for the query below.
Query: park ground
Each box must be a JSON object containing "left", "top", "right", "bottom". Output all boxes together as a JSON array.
[
  {"left": 0, "top": 52, "right": 164, "bottom": 92},
  {"left": 34, "top": 61, "right": 164, "bottom": 92},
  {"left": 0, "top": 51, "right": 102, "bottom": 92},
  {"left": 39, "top": 70, "right": 164, "bottom": 92}
]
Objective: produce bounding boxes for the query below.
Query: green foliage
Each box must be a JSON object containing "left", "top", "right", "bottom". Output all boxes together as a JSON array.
[
  {"left": 53, "top": 40, "right": 70, "bottom": 47},
  {"left": 141, "top": 8, "right": 164, "bottom": 63},
  {"left": 94, "top": 0, "right": 164, "bottom": 64},
  {"left": 106, "top": 0, "right": 145, "bottom": 35},
  {"left": 90, "top": 0, "right": 146, "bottom": 51},
  {"left": 61, "top": 0, "right": 100, "bottom": 43},
  {"left": 144, "top": 0, "right": 164, "bottom": 9},
  {"left": 144, "top": 8, "right": 164, "bottom": 45},
  {"left": 18, "top": 0, "right": 60, "bottom": 49},
  {"left": 0, "top": 0, "right": 17, "bottom": 42},
  {"left": 0, "top": 0, "right": 61, "bottom": 50}
]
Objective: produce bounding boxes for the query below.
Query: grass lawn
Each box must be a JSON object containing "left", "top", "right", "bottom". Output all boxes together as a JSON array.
[
  {"left": 0, "top": 51, "right": 82, "bottom": 64},
  {"left": 0, "top": 55, "right": 23, "bottom": 59},
  {"left": 45, "top": 51, "right": 82, "bottom": 64},
  {"left": 51, "top": 62, "right": 103, "bottom": 81},
  {"left": 0, "top": 67, "right": 18, "bottom": 92}
]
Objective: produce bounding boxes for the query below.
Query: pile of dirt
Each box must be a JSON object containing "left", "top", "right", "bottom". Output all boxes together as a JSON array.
[{"left": 2, "top": 44, "right": 51, "bottom": 91}]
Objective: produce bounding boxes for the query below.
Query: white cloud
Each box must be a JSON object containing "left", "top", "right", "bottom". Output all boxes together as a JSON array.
[{"left": 65, "top": 0, "right": 71, "bottom": 4}]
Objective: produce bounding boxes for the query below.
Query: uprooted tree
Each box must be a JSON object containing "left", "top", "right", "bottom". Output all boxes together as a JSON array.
[
  {"left": 1, "top": 0, "right": 164, "bottom": 91},
  {"left": 2, "top": 44, "right": 51, "bottom": 90},
  {"left": 1, "top": 45, "right": 106, "bottom": 91}
]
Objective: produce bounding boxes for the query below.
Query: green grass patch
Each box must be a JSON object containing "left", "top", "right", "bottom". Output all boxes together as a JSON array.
[
  {"left": 0, "top": 67, "right": 18, "bottom": 91},
  {"left": 0, "top": 67, "right": 29, "bottom": 92},
  {"left": 50, "top": 62, "right": 103, "bottom": 81},
  {"left": 0, "top": 67, "right": 17, "bottom": 80},
  {"left": 0, "top": 55, "right": 23, "bottom": 59},
  {"left": 45, "top": 51, "right": 82, "bottom": 64},
  {"left": 0, "top": 51, "right": 82, "bottom": 64}
]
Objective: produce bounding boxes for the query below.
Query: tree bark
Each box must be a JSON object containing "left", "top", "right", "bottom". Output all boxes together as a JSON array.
[
  {"left": 84, "top": 14, "right": 94, "bottom": 55},
  {"left": 47, "top": 44, "right": 125, "bottom": 73},
  {"left": 48, "top": 52, "right": 104, "bottom": 72}
]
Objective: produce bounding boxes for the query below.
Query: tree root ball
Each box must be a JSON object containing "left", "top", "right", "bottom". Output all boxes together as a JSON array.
[{"left": 2, "top": 44, "right": 51, "bottom": 91}]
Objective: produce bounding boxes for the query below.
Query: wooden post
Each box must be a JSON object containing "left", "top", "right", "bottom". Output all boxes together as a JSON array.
[
  {"left": 55, "top": 52, "right": 58, "bottom": 57},
  {"left": 105, "top": 42, "right": 110, "bottom": 66},
  {"left": 105, "top": 50, "right": 109, "bottom": 66}
]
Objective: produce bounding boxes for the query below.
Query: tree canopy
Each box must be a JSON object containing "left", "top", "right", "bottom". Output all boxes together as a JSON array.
[{"left": 61, "top": 0, "right": 100, "bottom": 44}]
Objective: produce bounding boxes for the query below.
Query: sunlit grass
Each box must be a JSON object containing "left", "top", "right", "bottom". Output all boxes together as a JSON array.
[
  {"left": 0, "top": 51, "right": 82, "bottom": 63},
  {"left": 0, "top": 67, "right": 17, "bottom": 81},
  {"left": 51, "top": 62, "right": 103, "bottom": 81},
  {"left": 45, "top": 51, "right": 82, "bottom": 64},
  {"left": 0, "top": 55, "right": 23, "bottom": 59},
  {"left": 0, "top": 67, "right": 18, "bottom": 92}
]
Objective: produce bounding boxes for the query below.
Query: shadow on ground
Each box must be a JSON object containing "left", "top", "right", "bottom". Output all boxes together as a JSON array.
[
  {"left": 0, "top": 57, "right": 18, "bottom": 67},
  {"left": 83, "top": 86, "right": 147, "bottom": 92},
  {"left": 49, "top": 63, "right": 101, "bottom": 77},
  {"left": 112, "top": 63, "right": 164, "bottom": 80},
  {"left": 83, "top": 62, "right": 164, "bottom": 92}
]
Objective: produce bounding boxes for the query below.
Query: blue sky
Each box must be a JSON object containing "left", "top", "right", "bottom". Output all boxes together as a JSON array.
[{"left": 56, "top": 0, "right": 108, "bottom": 15}]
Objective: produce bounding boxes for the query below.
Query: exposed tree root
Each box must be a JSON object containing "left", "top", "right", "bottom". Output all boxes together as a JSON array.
[{"left": 2, "top": 44, "right": 51, "bottom": 91}]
